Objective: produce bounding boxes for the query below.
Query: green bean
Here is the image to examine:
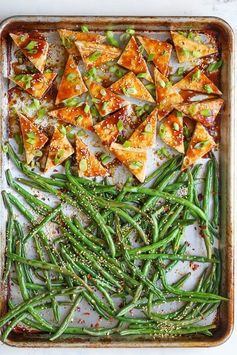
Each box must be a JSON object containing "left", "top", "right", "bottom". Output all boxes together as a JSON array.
[
  {"left": 7, "top": 193, "right": 61, "bottom": 267},
  {"left": 165, "top": 243, "right": 187, "bottom": 271},
  {"left": 14, "top": 220, "right": 58, "bottom": 328},
  {"left": 23, "top": 205, "right": 61, "bottom": 243},
  {"left": 7, "top": 300, "right": 73, "bottom": 333},
  {"left": 81, "top": 287, "right": 110, "bottom": 320},
  {"left": 124, "top": 187, "right": 207, "bottom": 221},
  {"left": 211, "top": 154, "right": 219, "bottom": 227},
  {"left": 1, "top": 191, "right": 14, "bottom": 281},
  {"left": 164, "top": 182, "right": 186, "bottom": 192},
  {"left": 65, "top": 166, "right": 116, "bottom": 257},
  {"left": 112, "top": 207, "right": 149, "bottom": 244},
  {"left": 16, "top": 177, "right": 53, "bottom": 191},
  {"left": 62, "top": 215, "right": 103, "bottom": 253},
  {"left": 138, "top": 295, "right": 220, "bottom": 308},
  {"left": 2, "top": 312, "right": 28, "bottom": 341},
  {"left": 62, "top": 228, "right": 121, "bottom": 288},
  {"left": 151, "top": 214, "right": 159, "bottom": 241},
  {"left": 159, "top": 206, "right": 183, "bottom": 240},
  {"left": 116, "top": 260, "right": 151, "bottom": 317},
  {"left": 60, "top": 243, "right": 116, "bottom": 293},
  {"left": 51, "top": 173, "right": 67, "bottom": 180},
  {"left": 50, "top": 293, "right": 82, "bottom": 341},
  {"left": 130, "top": 252, "right": 218, "bottom": 263},
  {"left": 12, "top": 279, "right": 65, "bottom": 291},
  {"left": 120, "top": 324, "right": 216, "bottom": 336},
  {"left": 144, "top": 155, "right": 182, "bottom": 184},
  {"left": 203, "top": 161, "right": 213, "bottom": 216},
  {"left": 0, "top": 286, "right": 83, "bottom": 329},
  {"left": 6, "top": 171, "right": 52, "bottom": 213},
  {"left": 52, "top": 172, "right": 117, "bottom": 191},
  {"left": 128, "top": 229, "right": 179, "bottom": 256},
  {"left": 6, "top": 252, "right": 112, "bottom": 314},
  {"left": 201, "top": 160, "right": 214, "bottom": 258},
  {"left": 73, "top": 218, "right": 106, "bottom": 247},
  {"left": 3, "top": 143, "right": 223, "bottom": 338},
  {"left": 83, "top": 327, "right": 118, "bottom": 336},
  {"left": 159, "top": 267, "right": 226, "bottom": 301},
  {"left": 115, "top": 215, "right": 165, "bottom": 300}
]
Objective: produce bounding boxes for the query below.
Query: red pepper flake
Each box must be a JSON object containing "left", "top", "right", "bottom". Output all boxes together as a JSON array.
[
  {"left": 190, "top": 262, "right": 199, "bottom": 271},
  {"left": 198, "top": 193, "right": 203, "bottom": 201}
]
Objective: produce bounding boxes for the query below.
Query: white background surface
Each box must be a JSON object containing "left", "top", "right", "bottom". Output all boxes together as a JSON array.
[{"left": 0, "top": 0, "right": 236, "bottom": 354}]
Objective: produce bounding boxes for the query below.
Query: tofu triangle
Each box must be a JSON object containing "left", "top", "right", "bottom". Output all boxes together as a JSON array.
[
  {"left": 56, "top": 55, "right": 88, "bottom": 104},
  {"left": 154, "top": 68, "right": 183, "bottom": 120},
  {"left": 171, "top": 31, "right": 217, "bottom": 63},
  {"left": 182, "top": 122, "right": 216, "bottom": 170},
  {"left": 175, "top": 98, "right": 224, "bottom": 127},
  {"left": 94, "top": 105, "right": 135, "bottom": 146},
  {"left": 49, "top": 103, "right": 93, "bottom": 131},
  {"left": 87, "top": 81, "right": 128, "bottom": 117},
  {"left": 110, "top": 142, "right": 147, "bottom": 182},
  {"left": 76, "top": 136, "right": 108, "bottom": 177},
  {"left": 118, "top": 36, "right": 153, "bottom": 82},
  {"left": 137, "top": 35, "right": 172, "bottom": 76},
  {"left": 158, "top": 110, "right": 184, "bottom": 154},
  {"left": 45, "top": 127, "right": 74, "bottom": 172},
  {"left": 174, "top": 67, "right": 222, "bottom": 95},
  {"left": 10, "top": 31, "right": 49, "bottom": 73},
  {"left": 19, "top": 113, "right": 48, "bottom": 164},
  {"left": 75, "top": 41, "right": 121, "bottom": 69},
  {"left": 127, "top": 108, "right": 158, "bottom": 148},
  {"left": 58, "top": 29, "right": 105, "bottom": 56},
  {"left": 10, "top": 72, "right": 57, "bottom": 99},
  {"left": 110, "top": 71, "right": 155, "bottom": 103}
]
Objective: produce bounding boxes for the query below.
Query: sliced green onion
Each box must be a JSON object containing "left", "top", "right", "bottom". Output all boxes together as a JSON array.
[
  {"left": 81, "top": 25, "right": 89, "bottom": 33},
  {"left": 176, "top": 67, "right": 185, "bottom": 76},
  {"left": 117, "top": 119, "right": 124, "bottom": 132},
  {"left": 59, "top": 126, "right": 67, "bottom": 136},
  {"left": 176, "top": 111, "right": 183, "bottom": 118},
  {"left": 200, "top": 109, "right": 212, "bottom": 117},
  {"left": 88, "top": 51, "right": 102, "bottom": 62},
  {"left": 147, "top": 53, "right": 155, "bottom": 62},
  {"left": 192, "top": 50, "right": 200, "bottom": 58},
  {"left": 26, "top": 132, "right": 36, "bottom": 145},
  {"left": 194, "top": 140, "right": 209, "bottom": 149},
  {"left": 159, "top": 80, "right": 166, "bottom": 88},
  {"left": 207, "top": 60, "right": 223, "bottom": 73},
  {"left": 123, "top": 141, "right": 131, "bottom": 148},
  {"left": 173, "top": 122, "right": 179, "bottom": 131},
  {"left": 129, "top": 161, "right": 143, "bottom": 169},
  {"left": 156, "top": 147, "right": 171, "bottom": 158},
  {"left": 54, "top": 149, "right": 65, "bottom": 164},
  {"left": 159, "top": 124, "right": 166, "bottom": 138},
  {"left": 106, "top": 31, "right": 119, "bottom": 47},
  {"left": 102, "top": 102, "right": 109, "bottom": 112},
  {"left": 126, "top": 28, "right": 135, "bottom": 36},
  {"left": 192, "top": 69, "right": 201, "bottom": 82},
  {"left": 84, "top": 103, "right": 90, "bottom": 113},
  {"left": 203, "top": 84, "right": 213, "bottom": 94},
  {"left": 144, "top": 123, "right": 152, "bottom": 134},
  {"left": 137, "top": 73, "right": 147, "bottom": 79},
  {"left": 29, "top": 98, "right": 40, "bottom": 110},
  {"left": 79, "top": 158, "right": 88, "bottom": 171},
  {"left": 67, "top": 73, "right": 77, "bottom": 82},
  {"left": 101, "top": 154, "right": 111, "bottom": 165}
]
